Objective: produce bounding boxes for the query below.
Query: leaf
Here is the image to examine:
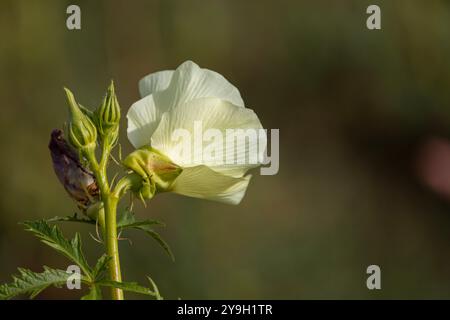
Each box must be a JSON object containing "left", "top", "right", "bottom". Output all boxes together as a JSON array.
[
  {"left": 47, "top": 213, "right": 96, "bottom": 226},
  {"left": 117, "top": 209, "right": 165, "bottom": 228},
  {"left": 0, "top": 266, "right": 72, "bottom": 300},
  {"left": 92, "top": 254, "right": 111, "bottom": 281},
  {"left": 97, "top": 278, "right": 162, "bottom": 300},
  {"left": 136, "top": 227, "right": 175, "bottom": 262},
  {"left": 116, "top": 210, "right": 173, "bottom": 261},
  {"left": 120, "top": 220, "right": 166, "bottom": 228},
  {"left": 146, "top": 275, "right": 163, "bottom": 300},
  {"left": 22, "top": 220, "right": 92, "bottom": 279},
  {"left": 80, "top": 254, "right": 112, "bottom": 300},
  {"left": 81, "top": 285, "right": 102, "bottom": 300}
]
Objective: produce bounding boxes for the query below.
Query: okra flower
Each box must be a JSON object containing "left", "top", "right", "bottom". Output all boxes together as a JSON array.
[{"left": 126, "top": 61, "right": 265, "bottom": 204}]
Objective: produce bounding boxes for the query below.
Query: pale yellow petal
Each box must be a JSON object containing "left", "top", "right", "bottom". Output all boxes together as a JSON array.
[
  {"left": 171, "top": 165, "right": 251, "bottom": 205},
  {"left": 151, "top": 97, "right": 265, "bottom": 178},
  {"left": 155, "top": 61, "right": 244, "bottom": 110},
  {"left": 139, "top": 70, "right": 174, "bottom": 98},
  {"left": 127, "top": 95, "right": 166, "bottom": 148}
]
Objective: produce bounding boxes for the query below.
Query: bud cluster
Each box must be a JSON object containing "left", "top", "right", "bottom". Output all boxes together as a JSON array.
[{"left": 63, "top": 81, "right": 121, "bottom": 157}]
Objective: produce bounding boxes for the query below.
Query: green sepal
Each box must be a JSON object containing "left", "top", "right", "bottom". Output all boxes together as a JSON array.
[
  {"left": 95, "top": 81, "right": 121, "bottom": 137},
  {"left": 64, "top": 87, "right": 97, "bottom": 155},
  {"left": 122, "top": 146, "right": 182, "bottom": 198}
]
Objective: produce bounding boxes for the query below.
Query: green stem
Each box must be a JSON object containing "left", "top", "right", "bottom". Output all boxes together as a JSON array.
[
  {"left": 112, "top": 173, "right": 143, "bottom": 199},
  {"left": 103, "top": 194, "right": 123, "bottom": 300},
  {"left": 85, "top": 149, "right": 124, "bottom": 300}
]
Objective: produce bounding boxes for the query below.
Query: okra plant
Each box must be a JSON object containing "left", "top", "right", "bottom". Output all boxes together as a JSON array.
[{"left": 0, "top": 61, "right": 265, "bottom": 300}]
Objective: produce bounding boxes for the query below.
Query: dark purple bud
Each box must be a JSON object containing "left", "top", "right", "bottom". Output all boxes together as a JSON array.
[{"left": 49, "top": 129, "right": 99, "bottom": 210}]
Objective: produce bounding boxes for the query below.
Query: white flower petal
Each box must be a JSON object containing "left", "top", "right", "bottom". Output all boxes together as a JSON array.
[
  {"left": 139, "top": 70, "right": 174, "bottom": 98},
  {"left": 128, "top": 61, "right": 245, "bottom": 149},
  {"left": 127, "top": 95, "right": 167, "bottom": 148},
  {"left": 171, "top": 165, "right": 251, "bottom": 205},
  {"left": 156, "top": 60, "right": 245, "bottom": 110},
  {"left": 151, "top": 97, "right": 265, "bottom": 178},
  {"left": 127, "top": 61, "right": 264, "bottom": 205}
]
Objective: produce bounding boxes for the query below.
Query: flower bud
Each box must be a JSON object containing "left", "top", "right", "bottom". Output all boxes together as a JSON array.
[
  {"left": 49, "top": 129, "right": 99, "bottom": 211},
  {"left": 64, "top": 87, "right": 97, "bottom": 155},
  {"left": 122, "top": 146, "right": 182, "bottom": 198},
  {"left": 96, "top": 81, "right": 120, "bottom": 139}
]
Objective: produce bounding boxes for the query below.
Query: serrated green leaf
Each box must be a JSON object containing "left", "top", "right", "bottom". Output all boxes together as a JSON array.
[
  {"left": 0, "top": 266, "right": 73, "bottom": 300},
  {"left": 117, "top": 210, "right": 165, "bottom": 228},
  {"left": 22, "top": 220, "right": 92, "bottom": 279},
  {"left": 146, "top": 275, "right": 163, "bottom": 300},
  {"left": 137, "top": 227, "right": 175, "bottom": 262},
  {"left": 92, "top": 254, "right": 110, "bottom": 281},
  {"left": 97, "top": 278, "right": 162, "bottom": 299},
  {"left": 80, "top": 255, "right": 111, "bottom": 300},
  {"left": 81, "top": 285, "right": 102, "bottom": 300},
  {"left": 47, "top": 213, "right": 96, "bottom": 225},
  {"left": 120, "top": 220, "right": 166, "bottom": 228},
  {"left": 116, "top": 210, "right": 173, "bottom": 261}
]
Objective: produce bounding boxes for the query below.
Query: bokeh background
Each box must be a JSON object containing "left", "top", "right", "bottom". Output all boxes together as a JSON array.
[{"left": 1, "top": 0, "right": 450, "bottom": 299}]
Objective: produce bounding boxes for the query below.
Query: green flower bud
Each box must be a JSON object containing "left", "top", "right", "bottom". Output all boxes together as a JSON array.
[
  {"left": 96, "top": 81, "right": 120, "bottom": 138},
  {"left": 122, "top": 146, "right": 182, "bottom": 199},
  {"left": 64, "top": 87, "right": 97, "bottom": 155}
]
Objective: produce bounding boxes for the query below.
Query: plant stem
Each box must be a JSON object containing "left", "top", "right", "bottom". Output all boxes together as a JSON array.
[
  {"left": 112, "top": 173, "right": 143, "bottom": 199},
  {"left": 103, "top": 194, "right": 123, "bottom": 300},
  {"left": 85, "top": 149, "right": 124, "bottom": 300}
]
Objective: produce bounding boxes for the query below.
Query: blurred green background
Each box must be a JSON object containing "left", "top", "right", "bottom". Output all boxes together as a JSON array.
[{"left": 1, "top": 0, "right": 450, "bottom": 299}]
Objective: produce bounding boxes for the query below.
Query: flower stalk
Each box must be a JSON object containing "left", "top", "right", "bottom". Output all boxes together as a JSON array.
[
  {"left": 103, "top": 194, "right": 123, "bottom": 300},
  {"left": 83, "top": 141, "right": 124, "bottom": 300},
  {"left": 65, "top": 84, "right": 125, "bottom": 300}
]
